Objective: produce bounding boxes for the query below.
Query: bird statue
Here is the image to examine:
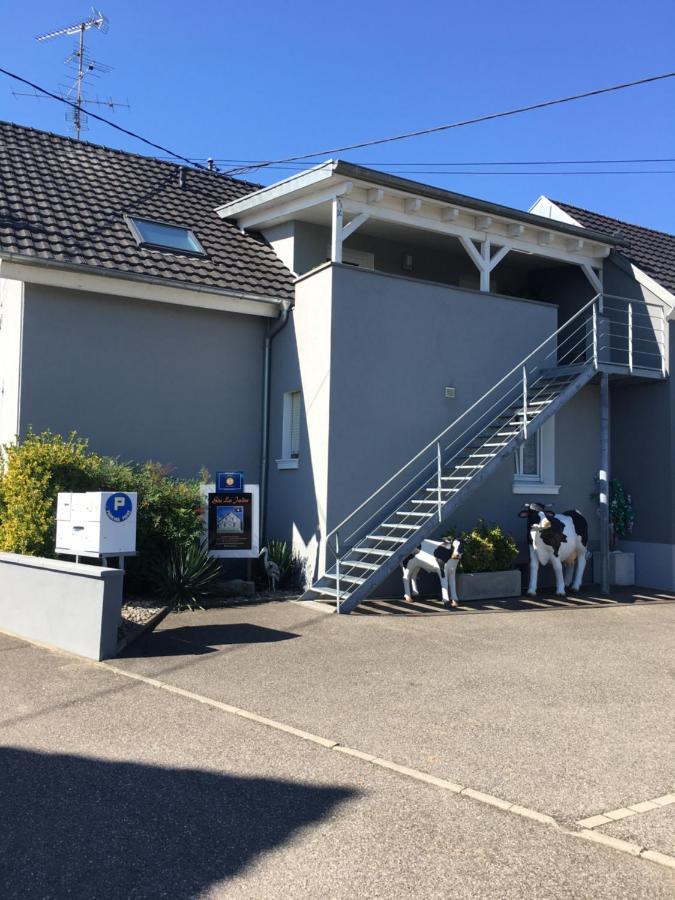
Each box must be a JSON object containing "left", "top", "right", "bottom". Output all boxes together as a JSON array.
[{"left": 259, "top": 546, "right": 281, "bottom": 593}]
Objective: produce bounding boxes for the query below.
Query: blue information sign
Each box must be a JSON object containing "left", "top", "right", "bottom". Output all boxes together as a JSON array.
[
  {"left": 216, "top": 471, "right": 244, "bottom": 493},
  {"left": 105, "top": 492, "right": 133, "bottom": 523}
]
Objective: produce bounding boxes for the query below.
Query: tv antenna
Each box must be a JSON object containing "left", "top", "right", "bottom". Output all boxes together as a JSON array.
[{"left": 13, "top": 9, "right": 129, "bottom": 140}]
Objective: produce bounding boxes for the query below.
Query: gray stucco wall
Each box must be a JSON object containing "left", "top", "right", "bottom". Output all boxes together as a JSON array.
[
  {"left": 325, "top": 265, "right": 560, "bottom": 531},
  {"left": 604, "top": 257, "right": 674, "bottom": 550},
  {"left": 19, "top": 284, "right": 266, "bottom": 479}
]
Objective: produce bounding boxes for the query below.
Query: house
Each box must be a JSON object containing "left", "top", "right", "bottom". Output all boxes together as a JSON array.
[{"left": 0, "top": 121, "right": 672, "bottom": 608}]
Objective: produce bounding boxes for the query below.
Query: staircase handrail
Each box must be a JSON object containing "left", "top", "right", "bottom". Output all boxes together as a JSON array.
[{"left": 325, "top": 293, "right": 601, "bottom": 544}]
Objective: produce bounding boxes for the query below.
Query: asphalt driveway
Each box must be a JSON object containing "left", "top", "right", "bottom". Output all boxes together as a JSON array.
[{"left": 1, "top": 596, "right": 673, "bottom": 898}]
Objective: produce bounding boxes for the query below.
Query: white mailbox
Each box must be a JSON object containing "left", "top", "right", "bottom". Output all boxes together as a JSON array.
[{"left": 56, "top": 491, "right": 137, "bottom": 557}]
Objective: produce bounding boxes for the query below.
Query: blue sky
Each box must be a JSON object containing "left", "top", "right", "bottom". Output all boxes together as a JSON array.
[{"left": 1, "top": 0, "right": 674, "bottom": 231}]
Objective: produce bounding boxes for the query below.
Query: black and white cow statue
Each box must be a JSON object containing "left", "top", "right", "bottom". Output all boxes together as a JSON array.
[
  {"left": 518, "top": 503, "right": 589, "bottom": 596},
  {"left": 401, "top": 538, "right": 463, "bottom": 609}
]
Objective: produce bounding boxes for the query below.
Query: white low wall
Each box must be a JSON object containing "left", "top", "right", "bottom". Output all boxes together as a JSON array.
[{"left": 0, "top": 552, "right": 123, "bottom": 660}]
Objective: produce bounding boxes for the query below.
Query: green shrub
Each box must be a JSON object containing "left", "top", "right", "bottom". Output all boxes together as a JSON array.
[
  {"left": 0, "top": 431, "right": 204, "bottom": 589},
  {"left": 446, "top": 520, "right": 518, "bottom": 574},
  {"left": 145, "top": 540, "right": 221, "bottom": 611}
]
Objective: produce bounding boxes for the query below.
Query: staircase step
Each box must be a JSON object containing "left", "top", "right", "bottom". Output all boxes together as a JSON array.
[
  {"left": 314, "top": 586, "right": 350, "bottom": 600},
  {"left": 352, "top": 547, "right": 395, "bottom": 557},
  {"left": 324, "top": 573, "right": 365, "bottom": 586},
  {"left": 341, "top": 559, "right": 380, "bottom": 571},
  {"left": 366, "top": 534, "right": 406, "bottom": 542},
  {"left": 382, "top": 523, "right": 419, "bottom": 530},
  {"left": 394, "top": 510, "right": 434, "bottom": 517}
]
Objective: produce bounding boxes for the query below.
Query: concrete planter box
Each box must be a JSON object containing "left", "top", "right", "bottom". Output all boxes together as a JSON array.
[
  {"left": 0, "top": 552, "right": 123, "bottom": 660},
  {"left": 609, "top": 551, "right": 635, "bottom": 586},
  {"left": 456, "top": 570, "right": 521, "bottom": 602}
]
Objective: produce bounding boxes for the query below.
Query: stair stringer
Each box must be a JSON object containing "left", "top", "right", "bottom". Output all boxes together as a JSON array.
[{"left": 320, "top": 365, "right": 595, "bottom": 613}]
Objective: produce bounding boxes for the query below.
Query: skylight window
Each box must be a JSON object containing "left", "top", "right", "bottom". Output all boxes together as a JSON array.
[{"left": 126, "top": 216, "right": 206, "bottom": 255}]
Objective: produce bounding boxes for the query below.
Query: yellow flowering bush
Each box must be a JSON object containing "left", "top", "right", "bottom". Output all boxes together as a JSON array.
[{"left": 0, "top": 432, "right": 204, "bottom": 575}]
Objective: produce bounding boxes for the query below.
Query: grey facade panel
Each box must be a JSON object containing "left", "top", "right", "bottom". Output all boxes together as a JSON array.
[
  {"left": 20, "top": 284, "right": 265, "bottom": 479},
  {"left": 604, "top": 258, "right": 674, "bottom": 547},
  {"left": 265, "top": 311, "right": 320, "bottom": 550},
  {"left": 325, "top": 265, "right": 560, "bottom": 533}
]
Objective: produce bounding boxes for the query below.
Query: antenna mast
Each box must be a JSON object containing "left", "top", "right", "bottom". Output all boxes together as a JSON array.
[{"left": 17, "top": 8, "right": 128, "bottom": 140}]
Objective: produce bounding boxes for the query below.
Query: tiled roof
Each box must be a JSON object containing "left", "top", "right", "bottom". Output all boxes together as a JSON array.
[
  {"left": 555, "top": 200, "right": 675, "bottom": 295},
  {"left": 0, "top": 120, "right": 293, "bottom": 300}
]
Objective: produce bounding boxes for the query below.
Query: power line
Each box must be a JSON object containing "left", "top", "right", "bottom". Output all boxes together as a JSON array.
[
  {"left": 157, "top": 156, "right": 675, "bottom": 167},
  {"left": 222, "top": 70, "right": 675, "bottom": 175},
  {"left": 339, "top": 169, "right": 675, "bottom": 176},
  {"left": 0, "top": 66, "right": 205, "bottom": 170}
]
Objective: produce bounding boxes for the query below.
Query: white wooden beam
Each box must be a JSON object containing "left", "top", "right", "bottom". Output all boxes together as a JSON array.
[
  {"left": 567, "top": 237, "right": 584, "bottom": 252},
  {"left": 404, "top": 197, "right": 422, "bottom": 214},
  {"left": 237, "top": 182, "right": 353, "bottom": 230},
  {"left": 367, "top": 188, "right": 384, "bottom": 204},
  {"left": 475, "top": 215, "right": 492, "bottom": 231},
  {"left": 480, "top": 240, "right": 491, "bottom": 291},
  {"left": 441, "top": 206, "right": 460, "bottom": 222},
  {"left": 489, "top": 244, "right": 510, "bottom": 272},
  {"left": 538, "top": 231, "right": 555, "bottom": 246},
  {"left": 580, "top": 263, "right": 603, "bottom": 294},
  {"left": 507, "top": 223, "right": 524, "bottom": 238},
  {"left": 331, "top": 198, "right": 343, "bottom": 263},
  {"left": 458, "top": 235, "right": 484, "bottom": 272},
  {"left": 340, "top": 198, "right": 612, "bottom": 267},
  {"left": 342, "top": 211, "right": 370, "bottom": 241}
]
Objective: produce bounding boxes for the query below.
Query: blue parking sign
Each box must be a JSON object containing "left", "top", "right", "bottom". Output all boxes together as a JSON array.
[{"left": 105, "top": 492, "right": 133, "bottom": 523}]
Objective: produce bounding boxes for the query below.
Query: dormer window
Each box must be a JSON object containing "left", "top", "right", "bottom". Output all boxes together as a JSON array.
[{"left": 126, "top": 216, "right": 206, "bottom": 255}]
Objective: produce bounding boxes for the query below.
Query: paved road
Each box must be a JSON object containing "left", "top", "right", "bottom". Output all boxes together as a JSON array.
[{"left": 1, "top": 598, "right": 673, "bottom": 898}]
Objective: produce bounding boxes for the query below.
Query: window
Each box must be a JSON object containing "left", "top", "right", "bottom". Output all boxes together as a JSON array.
[
  {"left": 126, "top": 216, "right": 206, "bottom": 255},
  {"left": 512, "top": 418, "right": 559, "bottom": 495},
  {"left": 516, "top": 432, "right": 540, "bottom": 480},
  {"left": 278, "top": 390, "right": 302, "bottom": 469}
]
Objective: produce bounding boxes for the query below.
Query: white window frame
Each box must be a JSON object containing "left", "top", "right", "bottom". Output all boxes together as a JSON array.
[
  {"left": 277, "top": 389, "right": 302, "bottom": 470},
  {"left": 512, "top": 417, "right": 559, "bottom": 494}
]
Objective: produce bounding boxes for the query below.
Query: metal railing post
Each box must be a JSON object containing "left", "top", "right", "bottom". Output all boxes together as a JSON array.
[
  {"left": 522, "top": 365, "right": 528, "bottom": 440},
  {"left": 628, "top": 302, "right": 633, "bottom": 373},
  {"left": 334, "top": 532, "right": 341, "bottom": 614},
  {"left": 436, "top": 441, "right": 442, "bottom": 522},
  {"left": 592, "top": 303, "right": 598, "bottom": 370}
]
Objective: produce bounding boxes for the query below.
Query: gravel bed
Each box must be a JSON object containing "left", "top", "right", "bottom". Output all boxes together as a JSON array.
[{"left": 118, "top": 598, "right": 168, "bottom": 644}]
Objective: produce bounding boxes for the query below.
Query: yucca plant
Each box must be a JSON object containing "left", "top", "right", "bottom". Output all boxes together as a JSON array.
[
  {"left": 146, "top": 540, "right": 221, "bottom": 611},
  {"left": 263, "top": 540, "right": 306, "bottom": 590}
]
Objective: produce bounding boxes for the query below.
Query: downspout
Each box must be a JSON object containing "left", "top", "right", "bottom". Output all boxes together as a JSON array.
[{"left": 260, "top": 299, "right": 292, "bottom": 542}]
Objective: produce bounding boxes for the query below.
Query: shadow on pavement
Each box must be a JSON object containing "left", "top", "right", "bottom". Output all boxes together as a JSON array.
[
  {"left": 122, "top": 622, "right": 301, "bottom": 658},
  {"left": 0, "top": 747, "right": 356, "bottom": 899}
]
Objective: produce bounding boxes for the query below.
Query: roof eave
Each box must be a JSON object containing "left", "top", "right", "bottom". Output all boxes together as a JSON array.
[
  {"left": 0, "top": 252, "right": 289, "bottom": 316},
  {"left": 332, "top": 162, "right": 622, "bottom": 247}
]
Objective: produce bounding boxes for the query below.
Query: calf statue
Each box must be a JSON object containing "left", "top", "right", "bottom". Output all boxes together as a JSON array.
[
  {"left": 401, "top": 538, "right": 463, "bottom": 609},
  {"left": 519, "top": 502, "right": 589, "bottom": 596}
]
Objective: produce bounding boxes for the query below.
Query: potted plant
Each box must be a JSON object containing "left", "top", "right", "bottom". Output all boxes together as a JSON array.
[
  {"left": 590, "top": 478, "right": 636, "bottom": 585},
  {"left": 446, "top": 520, "right": 521, "bottom": 601},
  {"left": 609, "top": 479, "right": 635, "bottom": 585}
]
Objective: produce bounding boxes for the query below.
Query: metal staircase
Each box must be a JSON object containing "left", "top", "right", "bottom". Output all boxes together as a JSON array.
[{"left": 300, "top": 293, "right": 667, "bottom": 613}]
